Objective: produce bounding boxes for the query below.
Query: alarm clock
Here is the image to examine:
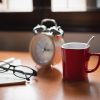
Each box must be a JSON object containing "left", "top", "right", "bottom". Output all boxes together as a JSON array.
[{"left": 29, "top": 19, "right": 64, "bottom": 70}]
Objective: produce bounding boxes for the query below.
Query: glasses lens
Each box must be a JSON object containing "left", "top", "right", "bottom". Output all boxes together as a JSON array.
[
  {"left": 14, "top": 66, "right": 33, "bottom": 79},
  {"left": 0, "top": 61, "right": 9, "bottom": 72}
]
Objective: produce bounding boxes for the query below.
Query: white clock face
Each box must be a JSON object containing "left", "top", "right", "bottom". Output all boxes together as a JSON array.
[{"left": 30, "top": 34, "right": 55, "bottom": 66}]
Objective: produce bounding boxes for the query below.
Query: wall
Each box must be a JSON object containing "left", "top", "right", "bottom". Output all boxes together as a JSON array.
[
  {"left": 0, "top": 31, "right": 33, "bottom": 51},
  {"left": 0, "top": 31, "right": 100, "bottom": 52},
  {"left": 64, "top": 32, "right": 100, "bottom": 52}
]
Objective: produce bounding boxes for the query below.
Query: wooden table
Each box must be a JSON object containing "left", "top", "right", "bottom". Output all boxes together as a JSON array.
[{"left": 0, "top": 51, "right": 100, "bottom": 100}]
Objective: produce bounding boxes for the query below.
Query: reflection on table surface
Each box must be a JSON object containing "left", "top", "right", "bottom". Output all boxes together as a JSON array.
[{"left": 0, "top": 51, "right": 100, "bottom": 100}]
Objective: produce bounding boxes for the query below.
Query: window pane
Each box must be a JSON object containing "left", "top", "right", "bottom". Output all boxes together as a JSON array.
[
  {"left": 0, "top": 0, "right": 33, "bottom": 12},
  {"left": 0, "top": 0, "right": 7, "bottom": 11},
  {"left": 8, "top": 0, "right": 33, "bottom": 12},
  {"left": 97, "top": 0, "right": 100, "bottom": 8},
  {"left": 51, "top": 0, "right": 87, "bottom": 12}
]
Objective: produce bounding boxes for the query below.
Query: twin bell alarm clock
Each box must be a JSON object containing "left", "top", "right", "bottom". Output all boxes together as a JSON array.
[{"left": 29, "top": 18, "right": 64, "bottom": 70}]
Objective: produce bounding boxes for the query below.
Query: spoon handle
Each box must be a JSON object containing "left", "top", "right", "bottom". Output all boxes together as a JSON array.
[{"left": 87, "top": 36, "right": 95, "bottom": 45}]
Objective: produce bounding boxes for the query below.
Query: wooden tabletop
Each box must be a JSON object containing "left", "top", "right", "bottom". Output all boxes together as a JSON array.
[{"left": 0, "top": 51, "right": 100, "bottom": 100}]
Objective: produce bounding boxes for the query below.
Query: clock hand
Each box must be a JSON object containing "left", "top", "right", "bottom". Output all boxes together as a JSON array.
[
  {"left": 43, "top": 48, "right": 51, "bottom": 52},
  {"left": 42, "top": 42, "right": 53, "bottom": 52}
]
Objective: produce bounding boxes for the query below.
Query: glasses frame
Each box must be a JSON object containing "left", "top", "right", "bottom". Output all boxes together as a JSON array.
[{"left": 0, "top": 61, "right": 37, "bottom": 81}]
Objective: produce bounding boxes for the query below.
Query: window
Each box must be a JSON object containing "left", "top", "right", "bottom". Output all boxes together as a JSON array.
[
  {"left": 0, "top": 0, "right": 7, "bottom": 11},
  {"left": 43, "top": 0, "right": 100, "bottom": 32},
  {"left": 97, "top": 0, "right": 100, "bottom": 8},
  {"left": 51, "top": 0, "right": 87, "bottom": 12},
  {"left": 0, "top": 0, "right": 33, "bottom": 12},
  {"left": 51, "top": 0, "right": 100, "bottom": 12},
  {"left": 0, "top": 0, "right": 43, "bottom": 31},
  {"left": 8, "top": 0, "right": 33, "bottom": 12},
  {"left": 0, "top": 0, "right": 100, "bottom": 32}
]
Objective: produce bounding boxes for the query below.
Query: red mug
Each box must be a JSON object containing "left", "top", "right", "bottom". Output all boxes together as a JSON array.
[{"left": 62, "top": 42, "right": 100, "bottom": 81}]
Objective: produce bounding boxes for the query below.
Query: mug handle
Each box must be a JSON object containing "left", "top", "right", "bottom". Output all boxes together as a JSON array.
[{"left": 86, "top": 53, "right": 100, "bottom": 73}]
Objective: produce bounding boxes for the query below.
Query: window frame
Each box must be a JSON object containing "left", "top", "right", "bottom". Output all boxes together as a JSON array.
[
  {"left": 43, "top": 0, "right": 100, "bottom": 32},
  {"left": 0, "top": 0, "right": 44, "bottom": 31},
  {"left": 0, "top": 0, "right": 100, "bottom": 32}
]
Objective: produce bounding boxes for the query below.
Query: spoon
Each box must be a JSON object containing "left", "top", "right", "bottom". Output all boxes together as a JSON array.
[{"left": 87, "top": 36, "right": 95, "bottom": 45}]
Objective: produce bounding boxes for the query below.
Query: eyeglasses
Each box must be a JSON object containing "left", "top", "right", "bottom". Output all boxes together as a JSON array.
[{"left": 0, "top": 61, "right": 37, "bottom": 81}]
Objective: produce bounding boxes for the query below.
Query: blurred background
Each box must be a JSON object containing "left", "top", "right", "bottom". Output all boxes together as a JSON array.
[{"left": 0, "top": 0, "right": 100, "bottom": 52}]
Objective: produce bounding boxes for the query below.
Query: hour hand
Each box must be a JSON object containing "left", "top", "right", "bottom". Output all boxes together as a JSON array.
[{"left": 43, "top": 48, "right": 51, "bottom": 52}]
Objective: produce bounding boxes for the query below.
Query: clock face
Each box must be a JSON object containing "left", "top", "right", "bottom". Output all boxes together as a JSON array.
[{"left": 30, "top": 34, "right": 55, "bottom": 67}]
